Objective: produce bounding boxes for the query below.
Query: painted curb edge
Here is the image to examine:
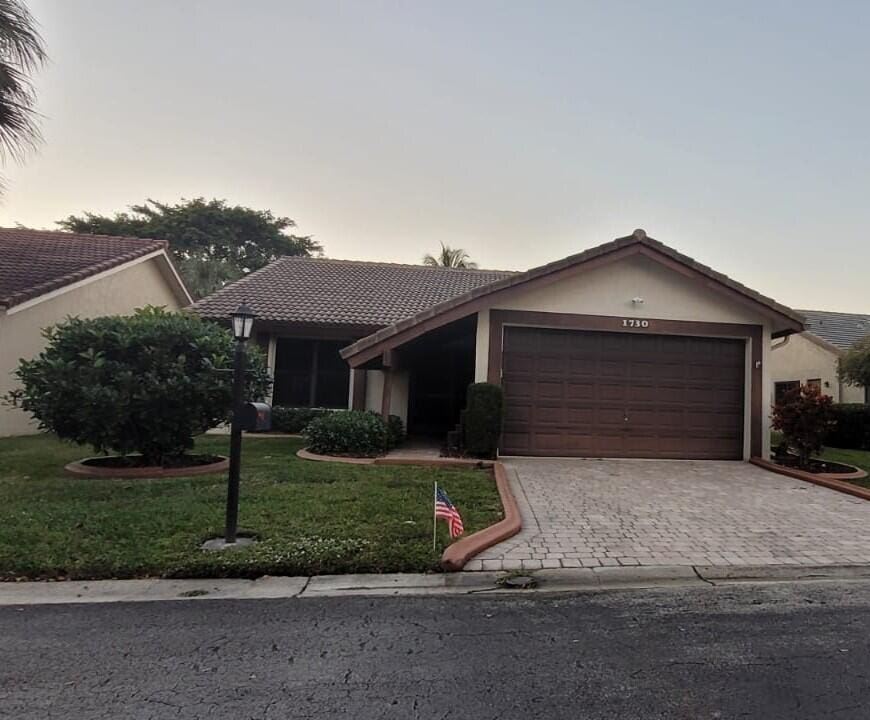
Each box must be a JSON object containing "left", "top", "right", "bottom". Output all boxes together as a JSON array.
[
  {"left": 64, "top": 456, "right": 230, "bottom": 479},
  {"left": 441, "top": 462, "right": 522, "bottom": 572},
  {"left": 751, "top": 457, "right": 870, "bottom": 501}
]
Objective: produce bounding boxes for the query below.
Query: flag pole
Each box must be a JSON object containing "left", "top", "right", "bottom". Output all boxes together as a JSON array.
[{"left": 433, "top": 481, "right": 438, "bottom": 552}]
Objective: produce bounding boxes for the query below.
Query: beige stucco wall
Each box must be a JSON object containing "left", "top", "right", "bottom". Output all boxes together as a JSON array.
[
  {"left": 770, "top": 332, "right": 866, "bottom": 403},
  {"left": 364, "top": 369, "right": 409, "bottom": 425},
  {"left": 473, "top": 253, "right": 775, "bottom": 459},
  {"left": 0, "top": 256, "right": 184, "bottom": 436}
]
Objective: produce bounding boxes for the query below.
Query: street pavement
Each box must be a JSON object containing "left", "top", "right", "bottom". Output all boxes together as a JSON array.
[{"left": 2, "top": 581, "right": 870, "bottom": 719}]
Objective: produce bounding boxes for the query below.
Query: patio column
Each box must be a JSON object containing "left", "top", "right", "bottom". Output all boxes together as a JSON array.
[
  {"left": 380, "top": 350, "right": 395, "bottom": 420},
  {"left": 351, "top": 369, "right": 367, "bottom": 411}
]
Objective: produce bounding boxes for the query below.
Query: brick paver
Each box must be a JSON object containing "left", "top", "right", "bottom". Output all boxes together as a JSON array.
[{"left": 468, "top": 459, "right": 870, "bottom": 572}]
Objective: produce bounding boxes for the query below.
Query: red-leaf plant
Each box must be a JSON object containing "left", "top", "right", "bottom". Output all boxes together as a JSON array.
[{"left": 771, "top": 384, "right": 836, "bottom": 470}]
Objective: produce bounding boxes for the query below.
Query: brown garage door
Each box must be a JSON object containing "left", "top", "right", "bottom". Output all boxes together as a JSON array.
[{"left": 501, "top": 327, "right": 745, "bottom": 459}]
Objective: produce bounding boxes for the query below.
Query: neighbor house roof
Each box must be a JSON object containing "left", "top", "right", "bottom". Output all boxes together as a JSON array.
[
  {"left": 799, "top": 309, "right": 870, "bottom": 352},
  {"left": 191, "top": 256, "right": 516, "bottom": 328},
  {"left": 0, "top": 228, "right": 174, "bottom": 310},
  {"left": 341, "top": 229, "right": 806, "bottom": 365}
]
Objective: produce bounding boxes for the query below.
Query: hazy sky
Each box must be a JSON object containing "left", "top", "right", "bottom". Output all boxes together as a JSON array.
[{"left": 3, "top": 1, "right": 868, "bottom": 311}]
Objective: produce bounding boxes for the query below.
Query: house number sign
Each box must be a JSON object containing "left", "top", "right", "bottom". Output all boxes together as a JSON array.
[{"left": 621, "top": 319, "right": 650, "bottom": 329}]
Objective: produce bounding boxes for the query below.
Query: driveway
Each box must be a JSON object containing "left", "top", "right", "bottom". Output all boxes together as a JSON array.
[{"left": 468, "top": 459, "right": 870, "bottom": 571}]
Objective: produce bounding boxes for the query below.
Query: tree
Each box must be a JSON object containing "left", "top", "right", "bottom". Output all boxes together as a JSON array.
[
  {"left": 422, "top": 242, "right": 478, "bottom": 269},
  {"left": 0, "top": 0, "right": 46, "bottom": 187},
  {"left": 839, "top": 336, "right": 870, "bottom": 390},
  {"left": 771, "top": 384, "right": 836, "bottom": 469},
  {"left": 7, "top": 307, "right": 271, "bottom": 466},
  {"left": 58, "top": 198, "right": 322, "bottom": 298}
]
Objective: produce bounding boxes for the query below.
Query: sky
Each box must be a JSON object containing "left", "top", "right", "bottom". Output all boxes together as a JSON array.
[{"left": 2, "top": 0, "right": 868, "bottom": 312}]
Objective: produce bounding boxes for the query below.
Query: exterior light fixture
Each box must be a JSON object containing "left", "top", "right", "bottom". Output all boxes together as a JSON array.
[
  {"left": 230, "top": 302, "right": 255, "bottom": 341},
  {"left": 631, "top": 297, "right": 645, "bottom": 305}
]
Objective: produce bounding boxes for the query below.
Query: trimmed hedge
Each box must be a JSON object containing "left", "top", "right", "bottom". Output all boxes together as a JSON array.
[
  {"left": 827, "top": 404, "right": 870, "bottom": 450},
  {"left": 463, "top": 382, "right": 504, "bottom": 459},
  {"left": 303, "top": 410, "right": 405, "bottom": 457},
  {"left": 270, "top": 406, "right": 331, "bottom": 434}
]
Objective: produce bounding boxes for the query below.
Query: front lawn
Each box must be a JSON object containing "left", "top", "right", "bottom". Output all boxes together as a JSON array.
[{"left": 0, "top": 434, "right": 502, "bottom": 581}]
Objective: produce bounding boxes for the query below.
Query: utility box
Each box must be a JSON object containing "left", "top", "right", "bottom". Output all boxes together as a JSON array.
[{"left": 240, "top": 402, "right": 272, "bottom": 432}]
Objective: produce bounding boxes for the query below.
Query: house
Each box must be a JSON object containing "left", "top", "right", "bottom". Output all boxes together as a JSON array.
[
  {"left": 193, "top": 229, "right": 805, "bottom": 460},
  {"left": 770, "top": 309, "right": 869, "bottom": 405},
  {"left": 0, "top": 228, "right": 192, "bottom": 436}
]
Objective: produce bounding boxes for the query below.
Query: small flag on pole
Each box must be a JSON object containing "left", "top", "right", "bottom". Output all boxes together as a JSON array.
[{"left": 434, "top": 484, "right": 465, "bottom": 539}]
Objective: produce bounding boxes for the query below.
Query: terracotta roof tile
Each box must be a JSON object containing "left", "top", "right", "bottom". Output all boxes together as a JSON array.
[
  {"left": 191, "top": 256, "right": 516, "bottom": 327},
  {"left": 0, "top": 228, "right": 167, "bottom": 309}
]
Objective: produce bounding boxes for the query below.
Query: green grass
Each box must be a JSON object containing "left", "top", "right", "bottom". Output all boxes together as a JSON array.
[{"left": 0, "top": 434, "right": 503, "bottom": 580}]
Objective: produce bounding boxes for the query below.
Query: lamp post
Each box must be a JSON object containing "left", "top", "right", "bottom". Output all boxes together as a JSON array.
[{"left": 225, "top": 302, "right": 255, "bottom": 544}]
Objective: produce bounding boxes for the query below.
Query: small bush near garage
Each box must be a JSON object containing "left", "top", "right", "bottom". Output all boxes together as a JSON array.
[
  {"left": 464, "top": 382, "right": 505, "bottom": 459},
  {"left": 270, "top": 406, "right": 331, "bottom": 434},
  {"left": 771, "top": 384, "right": 836, "bottom": 469},
  {"left": 304, "top": 410, "right": 391, "bottom": 457},
  {"left": 7, "top": 307, "right": 270, "bottom": 466},
  {"left": 384, "top": 414, "right": 406, "bottom": 449},
  {"left": 827, "top": 404, "right": 870, "bottom": 450}
]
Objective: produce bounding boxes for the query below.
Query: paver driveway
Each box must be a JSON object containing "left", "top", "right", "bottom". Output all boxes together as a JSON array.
[{"left": 468, "top": 459, "right": 870, "bottom": 571}]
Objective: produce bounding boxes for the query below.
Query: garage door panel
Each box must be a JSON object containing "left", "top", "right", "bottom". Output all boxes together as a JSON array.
[{"left": 501, "top": 327, "right": 745, "bottom": 460}]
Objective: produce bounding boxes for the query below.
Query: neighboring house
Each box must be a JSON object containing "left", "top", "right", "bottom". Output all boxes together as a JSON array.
[
  {"left": 0, "top": 228, "right": 192, "bottom": 436},
  {"left": 193, "top": 229, "right": 805, "bottom": 460},
  {"left": 770, "top": 309, "right": 869, "bottom": 405}
]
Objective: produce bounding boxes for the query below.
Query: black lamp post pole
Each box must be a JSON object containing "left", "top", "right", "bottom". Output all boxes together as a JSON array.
[{"left": 224, "top": 337, "right": 248, "bottom": 544}]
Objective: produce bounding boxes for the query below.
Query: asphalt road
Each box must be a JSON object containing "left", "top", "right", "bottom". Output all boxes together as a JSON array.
[{"left": 2, "top": 581, "right": 870, "bottom": 719}]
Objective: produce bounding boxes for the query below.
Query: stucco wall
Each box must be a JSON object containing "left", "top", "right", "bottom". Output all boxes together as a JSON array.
[
  {"left": 0, "top": 257, "right": 184, "bottom": 436},
  {"left": 473, "top": 253, "right": 775, "bottom": 459},
  {"left": 364, "top": 369, "right": 409, "bottom": 425},
  {"left": 770, "top": 332, "right": 866, "bottom": 403}
]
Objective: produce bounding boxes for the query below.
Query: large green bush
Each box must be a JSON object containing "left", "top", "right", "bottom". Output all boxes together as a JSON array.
[
  {"left": 8, "top": 307, "right": 270, "bottom": 465},
  {"left": 827, "top": 404, "right": 870, "bottom": 450},
  {"left": 304, "top": 410, "right": 399, "bottom": 457},
  {"left": 463, "top": 383, "right": 505, "bottom": 459},
  {"left": 270, "top": 406, "right": 331, "bottom": 434}
]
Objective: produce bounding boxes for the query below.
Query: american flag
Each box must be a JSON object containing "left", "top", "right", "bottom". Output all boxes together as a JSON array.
[{"left": 435, "top": 485, "right": 464, "bottom": 538}]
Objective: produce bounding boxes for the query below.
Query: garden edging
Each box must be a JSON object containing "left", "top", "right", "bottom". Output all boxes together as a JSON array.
[
  {"left": 751, "top": 457, "right": 870, "bottom": 501},
  {"left": 297, "top": 448, "right": 521, "bottom": 570},
  {"left": 65, "top": 456, "right": 229, "bottom": 479}
]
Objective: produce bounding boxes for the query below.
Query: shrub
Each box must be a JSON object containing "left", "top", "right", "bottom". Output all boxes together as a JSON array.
[
  {"left": 771, "top": 384, "right": 836, "bottom": 469},
  {"left": 463, "top": 382, "right": 504, "bottom": 459},
  {"left": 384, "top": 414, "right": 405, "bottom": 450},
  {"left": 7, "top": 307, "right": 270, "bottom": 465},
  {"left": 270, "top": 406, "right": 331, "bottom": 434},
  {"left": 304, "top": 410, "right": 390, "bottom": 457},
  {"left": 827, "top": 404, "right": 870, "bottom": 450}
]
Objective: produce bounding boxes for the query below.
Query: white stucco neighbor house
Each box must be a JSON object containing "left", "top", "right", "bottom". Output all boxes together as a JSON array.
[
  {"left": 0, "top": 228, "right": 192, "bottom": 436},
  {"left": 770, "top": 309, "right": 869, "bottom": 405},
  {"left": 194, "top": 229, "right": 806, "bottom": 461}
]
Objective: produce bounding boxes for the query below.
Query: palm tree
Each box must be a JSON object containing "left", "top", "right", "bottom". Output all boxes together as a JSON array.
[
  {"left": 0, "top": 0, "right": 46, "bottom": 185},
  {"left": 422, "top": 242, "right": 478, "bottom": 269}
]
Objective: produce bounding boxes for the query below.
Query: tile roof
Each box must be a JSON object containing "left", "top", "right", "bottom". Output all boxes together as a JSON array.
[
  {"left": 799, "top": 309, "right": 870, "bottom": 351},
  {"left": 191, "top": 256, "right": 516, "bottom": 327},
  {"left": 0, "top": 228, "right": 168, "bottom": 310},
  {"left": 341, "top": 229, "right": 806, "bottom": 362}
]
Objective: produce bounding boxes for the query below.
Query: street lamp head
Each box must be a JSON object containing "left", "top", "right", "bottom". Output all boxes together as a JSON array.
[{"left": 230, "top": 302, "right": 255, "bottom": 341}]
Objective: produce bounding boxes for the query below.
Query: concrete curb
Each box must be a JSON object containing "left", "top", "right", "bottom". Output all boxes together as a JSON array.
[
  {"left": 4, "top": 564, "right": 870, "bottom": 606},
  {"left": 441, "top": 462, "right": 522, "bottom": 571},
  {"left": 751, "top": 457, "right": 870, "bottom": 501},
  {"left": 296, "top": 447, "right": 494, "bottom": 469}
]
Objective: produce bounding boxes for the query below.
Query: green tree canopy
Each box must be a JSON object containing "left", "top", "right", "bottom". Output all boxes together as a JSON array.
[
  {"left": 422, "top": 242, "right": 478, "bottom": 269},
  {"left": 840, "top": 336, "right": 870, "bottom": 389},
  {"left": 58, "top": 198, "right": 321, "bottom": 298}
]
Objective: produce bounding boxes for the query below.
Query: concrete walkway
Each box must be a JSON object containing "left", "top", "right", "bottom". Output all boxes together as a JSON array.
[{"left": 468, "top": 458, "right": 870, "bottom": 572}]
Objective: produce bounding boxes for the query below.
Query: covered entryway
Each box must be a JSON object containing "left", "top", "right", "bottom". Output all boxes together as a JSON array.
[{"left": 501, "top": 327, "right": 745, "bottom": 459}]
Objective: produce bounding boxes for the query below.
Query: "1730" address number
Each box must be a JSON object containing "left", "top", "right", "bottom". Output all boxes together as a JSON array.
[{"left": 621, "top": 318, "right": 650, "bottom": 329}]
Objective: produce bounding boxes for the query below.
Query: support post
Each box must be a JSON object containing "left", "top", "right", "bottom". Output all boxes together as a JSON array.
[
  {"left": 380, "top": 351, "right": 394, "bottom": 420},
  {"left": 225, "top": 339, "right": 247, "bottom": 544}
]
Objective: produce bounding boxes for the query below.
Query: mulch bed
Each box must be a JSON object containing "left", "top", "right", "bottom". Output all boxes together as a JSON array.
[{"left": 772, "top": 453, "right": 858, "bottom": 475}]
